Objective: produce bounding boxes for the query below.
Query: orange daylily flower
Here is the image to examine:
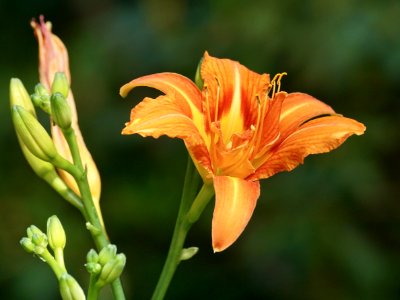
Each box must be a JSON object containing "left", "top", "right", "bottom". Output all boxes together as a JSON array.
[
  {"left": 121, "top": 52, "right": 366, "bottom": 252},
  {"left": 31, "top": 17, "right": 102, "bottom": 210}
]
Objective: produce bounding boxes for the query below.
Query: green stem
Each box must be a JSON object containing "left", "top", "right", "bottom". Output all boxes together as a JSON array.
[
  {"left": 62, "top": 127, "right": 126, "bottom": 300},
  {"left": 151, "top": 157, "right": 214, "bottom": 300},
  {"left": 41, "top": 248, "right": 65, "bottom": 279},
  {"left": 87, "top": 274, "right": 100, "bottom": 300}
]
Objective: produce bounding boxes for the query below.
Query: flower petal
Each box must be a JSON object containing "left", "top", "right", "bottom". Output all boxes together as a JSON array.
[
  {"left": 201, "top": 52, "right": 270, "bottom": 142},
  {"left": 279, "top": 92, "right": 336, "bottom": 139},
  {"left": 120, "top": 72, "right": 204, "bottom": 130},
  {"left": 251, "top": 115, "right": 366, "bottom": 180},
  {"left": 122, "top": 95, "right": 213, "bottom": 179},
  {"left": 212, "top": 176, "right": 260, "bottom": 252}
]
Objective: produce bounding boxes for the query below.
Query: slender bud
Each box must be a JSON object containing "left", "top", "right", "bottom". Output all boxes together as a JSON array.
[
  {"left": 51, "top": 72, "right": 69, "bottom": 98},
  {"left": 194, "top": 57, "right": 204, "bottom": 90},
  {"left": 9, "top": 78, "right": 36, "bottom": 115},
  {"left": 97, "top": 253, "right": 126, "bottom": 287},
  {"left": 51, "top": 93, "right": 72, "bottom": 129},
  {"left": 98, "top": 245, "right": 117, "bottom": 266},
  {"left": 59, "top": 273, "right": 86, "bottom": 300},
  {"left": 12, "top": 105, "right": 57, "bottom": 161},
  {"left": 47, "top": 215, "right": 66, "bottom": 250}
]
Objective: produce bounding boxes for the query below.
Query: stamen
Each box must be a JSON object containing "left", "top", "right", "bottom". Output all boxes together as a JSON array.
[
  {"left": 269, "top": 72, "right": 287, "bottom": 99},
  {"left": 276, "top": 72, "right": 287, "bottom": 93}
]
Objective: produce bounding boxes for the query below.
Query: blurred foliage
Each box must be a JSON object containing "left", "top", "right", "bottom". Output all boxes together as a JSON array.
[{"left": 1, "top": 0, "right": 399, "bottom": 299}]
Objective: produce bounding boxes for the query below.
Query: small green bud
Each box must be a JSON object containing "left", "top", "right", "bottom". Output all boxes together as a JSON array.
[
  {"left": 47, "top": 215, "right": 66, "bottom": 250},
  {"left": 180, "top": 247, "right": 199, "bottom": 261},
  {"left": 86, "top": 249, "right": 99, "bottom": 263},
  {"left": 51, "top": 93, "right": 72, "bottom": 129},
  {"left": 85, "top": 249, "right": 101, "bottom": 274},
  {"left": 98, "top": 245, "right": 117, "bottom": 266},
  {"left": 194, "top": 57, "right": 204, "bottom": 90},
  {"left": 97, "top": 253, "right": 126, "bottom": 287},
  {"left": 20, "top": 237, "right": 35, "bottom": 253},
  {"left": 27, "top": 225, "right": 45, "bottom": 240},
  {"left": 35, "top": 83, "right": 50, "bottom": 98},
  {"left": 31, "top": 83, "right": 51, "bottom": 114},
  {"left": 59, "top": 273, "right": 86, "bottom": 300},
  {"left": 12, "top": 105, "right": 57, "bottom": 161},
  {"left": 9, "top": 78, "right": 36, "bottom": 116},
  {"left": 51, "top": 72, "right": 69, "bottom": 98},
  {"left": 85, "top": 262, "right": 102, "bottom": 275}
]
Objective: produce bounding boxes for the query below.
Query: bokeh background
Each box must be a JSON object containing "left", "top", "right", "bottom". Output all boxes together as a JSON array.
[{"left": 1, "top": 0, "right": 399, "bottom": 299}]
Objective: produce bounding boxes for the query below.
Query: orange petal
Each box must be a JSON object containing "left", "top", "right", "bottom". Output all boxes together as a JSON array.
[
  {"left": 212, "top": 176, "right": 260, "bottom": 252},
  {"left": 31, "top": 17, "right": 71, "bottom": 90},
  {"left": 201, "top": 52, "right": 270, "bottom": 142},
  {"left": 122, "top": 95, "right": 213, "bottom": 179},
  {"left": 120, "top": 72, "right": 204, "bottom": 130},
  {"left": 279, "top": 92, "right": 336, "bottom": 139},
  {"left": 251, "top": 115, "right": 366, "bottom": 180}
]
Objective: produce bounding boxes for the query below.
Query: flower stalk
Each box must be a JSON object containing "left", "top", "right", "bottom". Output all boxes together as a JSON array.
[{"left": 151, "top": 157, "right": 214, "bottom": 300}]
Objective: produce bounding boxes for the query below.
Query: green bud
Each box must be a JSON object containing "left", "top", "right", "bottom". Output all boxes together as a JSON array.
[
  {"left": 97, "top": 253, "right": 126, "bottom": 287},
  {"left": 51, "top": 72, "right": 69, "bottom": 98},
  {"left": 85, "top": 262, "right": 102, "bottom": 275},
  {"left": 180, "top": 247, "right": 199, "bottom": 261},
  {"left": 59, "top": 273, "right": 86, "bottom": 300},
  {"left": 35, "top": 83, "right": 50, "bottom": 98},
  {"left": 47, "top": 215, "right": 66, "bottom": 250},
  {"left": 31, "top": 83, "right": 51, "bottom": 114},
  {"left": 194, "top": 57, "right": 204, "bottom": 90},
  {"left": 98, "top": 245, "right": 117, "bottom": 266},
  {"left": 85, "top": 249, "right": 101, "bottom": 274},
  {"left": 51, "top": 93, "right": 72, "bottom": 129},
  {"left": 20, "top": 237, "right": 35, "bottom": 253},
  {"left": 9, "top": 78, "right": 36, "bottom": 116},
  {"left": 27, "top": 225, "right": 45, "bottom": 239},
  {"left": 12, "top": 105, "right": 57, "bottom": 161},
  {"left": 86, "top": 249, "right": 99, "bottom": 263}
]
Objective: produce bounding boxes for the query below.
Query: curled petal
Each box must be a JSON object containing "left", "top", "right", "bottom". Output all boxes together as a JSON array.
[
  {"left": 279, "top": 93, "right": 336, "bottom": 139},
  {"left": 123, "top": 95, "right": 213, "bottom": 179},
  {"left": 120, "top": 72, "right": 204, "bottom": 130},
  {"left": 212, "top": 176, "right": 260, "bottom": 252},
  {"left": 251, "top": 115, "right": 366, "bottom": 180}
]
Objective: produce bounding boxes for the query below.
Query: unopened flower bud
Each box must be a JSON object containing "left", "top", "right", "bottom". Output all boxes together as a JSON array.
[
  {"left": 10, "top": 78, "right": 36, "bottom": 115},
  {"left": 51, "top": 92, "right": 72, "bottom": 129},
  {"left": 85, "top": 249, "right": 101, "bottom": 274},
  {"left": 97, "top": 253, "right": 126, "bottom": 287},
  {"left": 31, "top": 83, "right": 51, "bottom": 113},
  {"left": 47, "top": 215, "right": 66, "bottom": 250},
  {"left": 86, "top": 249, "right": 99, "bottom": 263},
  {"left": 59, "top": 273, "right": 86, "bottom": 300},
  {"left": 98, "top": 245, "right": 117, "bottom": 266},
  {"left": 27, "top": 225, "right": 45, "bottom": 240},
  {"left": 35, "top": 82, "right": 50, "bottom": 98},
  {"left": 194, "top": 57, "right": 204, "bottom": 90},
  {"left": 20, "top": 237, "right": 35, "bottom": 253},
  {"left": 12, "top": 105, "right": 57, "bottom": 161},
  {"left": 51, "top": 72, "right": 69, "bottom": 98}
]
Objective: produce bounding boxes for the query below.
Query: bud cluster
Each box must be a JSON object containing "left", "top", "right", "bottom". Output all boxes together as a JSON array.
[
  {"left": 20, "top": 216, "right": 85, "bottom": 300},
  {"left": 85, "top": 245, "right": 126, "bottom": 289}
]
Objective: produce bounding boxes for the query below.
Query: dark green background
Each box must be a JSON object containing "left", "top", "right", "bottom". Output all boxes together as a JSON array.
[{"left": 1, "top": 0, "right": 399, "bottom": 299}]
